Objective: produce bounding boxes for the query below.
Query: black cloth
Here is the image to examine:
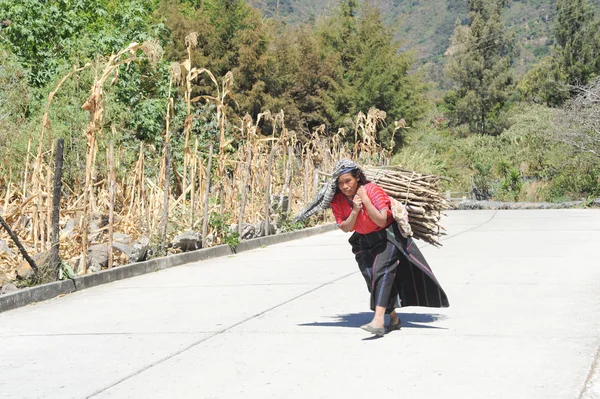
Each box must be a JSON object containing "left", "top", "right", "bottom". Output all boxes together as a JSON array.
[{"left": 349, "top": 222, "right": 449, "bottom": 311}]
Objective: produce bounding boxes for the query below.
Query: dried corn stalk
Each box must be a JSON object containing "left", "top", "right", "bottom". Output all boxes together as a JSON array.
[{"left": 80, "top": 41, "right": 163, "bottom": 272}]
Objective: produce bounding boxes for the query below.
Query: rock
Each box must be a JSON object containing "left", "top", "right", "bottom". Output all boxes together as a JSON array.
[
  {"left": 87, "top": 244, "right": 109, "bottom": 272},
  {"left": 87, "top": 262, "right": 101, "bottom": 273},
  {"left": 0, "top": 283, "right": 18, "bottom": 295},
  {"left": 228, "top": 224, "right": 238, "bottom": 234},
  {"left": 60, "top": 218, "right": 76, "bottom": 240},
  {"left": 112, "top": 236, "right": 149, "bottom": 263},
  {"left": 112, "top": 242, "right": 135, "bottom": 262},
  {"left": 206, "top": 234, "right": 215, "bottom": 246},
  {"left": 113, "top": 233, "right": 133, "bottom": 244},
  {"left": 172, "top": 231, "right": 202, "bottom": 252},
  {"left": 240, "top": 223, "right": 256, "bottom": 240},
  {"left": 271, "top": 214, "right": 283, "bottom": 234},
  {"left": 0, "top": 273, "right": 13, "bottom": 287},
  {"left": 132, "top": 237, "right": 149, "bottom": 261},
  {"left": 89, "top": 213, "right": 109, "bottom": 243},
  {"left": 35, "top": 251, "right": 52, "bottom": 267},
  {"left": 0, "top": 239, "right": 14, "bottom": 257},
  {"left": 254, "top": 221, "right": 276, "bottom": 238},
  {"left": 16, "top": 251, "right": 52, "bottom": 280},
  {"left": 16, "top": 262, "right": 35, "bottom": 280},
  {"left": 112, "top": 233, "right": 142, "bottom": 260}
]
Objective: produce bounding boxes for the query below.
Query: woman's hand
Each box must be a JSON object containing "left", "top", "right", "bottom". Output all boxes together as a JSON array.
[
  {"left": 356, "top": 186, "right": 371, "bottom": 206},
  {"left": 356, "top": 186, "right": 367, "bottom": 200},
  {"left": 357, "top": 185, "right": 388, "bottom": 228},
  {"left": 352, "top": 194, "right": 363, "bottom": 212}
]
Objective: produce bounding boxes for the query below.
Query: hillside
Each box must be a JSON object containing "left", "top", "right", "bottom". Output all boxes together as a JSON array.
[{"left": 248, "top": 0, "right": 600, "bottom": 80}]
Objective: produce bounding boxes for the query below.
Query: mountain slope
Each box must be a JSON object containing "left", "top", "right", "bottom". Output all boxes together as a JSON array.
[{"left": 248, "top": 0, "right": 600, "bottom": 79}]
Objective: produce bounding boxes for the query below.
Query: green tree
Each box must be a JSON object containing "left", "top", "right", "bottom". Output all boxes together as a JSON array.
[
  {"left": 444, "top": 0, "right": 516, "bottom": 135},
  {"left": 519, "top": 0, "right": 600, "bottom": 106},
  {"left": 229, "top": 5, "right": 271, "bottom": 117},
  {"left": 0, "top": 45, "right": 30, "bottom": 160},
  {"left": 246, "top": 21, "right": 340, "bottom": 135},
  {"left": 352, "top": 8, "right": 426, "bottom": 128},
  {"left": 317, "top": 1, "right": 427, "bottom": 138},
  {"left": 315, "top": 0, "right": 358, "bottom": 123},
  {"left": 161, "top": 0, "right": 271, "bottom": 119},
  {"left": 517, "top": 56, "right": 569, "bottom": 106},
  {"left": 554, "top": 0, "right": 600, "bottom": 90},
  {"left": 276, "top": 26, "right": 339, "bottom": 132},
  {"left": 0, "top": 0, "right": 159, "bottom": 88}
]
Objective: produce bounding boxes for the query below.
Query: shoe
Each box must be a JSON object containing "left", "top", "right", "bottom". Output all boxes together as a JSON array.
[
  {"left": 385, "top": 320, "right": 401, "bottom": 333},
  {"left": 360, "top": 324, "right": 385, "bottom": 337}
]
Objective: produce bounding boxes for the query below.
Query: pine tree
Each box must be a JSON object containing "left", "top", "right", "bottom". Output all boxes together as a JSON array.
[
  {"left": 352, "top": 8, "right": 425, "bottom": 124},
  {"left": 317, "top": 2, "right": 426, "bottom": 135},
  {"left": 444, "top": 0, "right": 516, "bottom": 135},
  {"left": 517, "top": 55, "right": 569, "bottom": 107},
  {"left": 554, "top": 0, "right": 600, "bottom": 90},
  {"left": 229, "top": 7, "right": 271, "bottom": 117},
  {"left": 519, "top": 0, "right": 600, "bottom": 106},
  {"left": 288, "top": 28, "right": 339, "bottom": 131}
]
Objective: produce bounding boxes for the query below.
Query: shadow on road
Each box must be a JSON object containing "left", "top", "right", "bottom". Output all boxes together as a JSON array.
[{"left": 298, "top": 312, "right": 446, "bottom": 329}]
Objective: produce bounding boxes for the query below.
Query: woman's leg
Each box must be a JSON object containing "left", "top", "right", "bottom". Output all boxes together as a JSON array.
[
  {"left": 362, "top": 308, "right": 400, "bottom": 335},
  {"left": 367, "top": 306, "right": 387, "bottom": 329},
  {"left": 367, "top": 308, "right": 400, "bottom": 329},
  {"left": 364, "top": 241, "right": 400, "bottom": 329},
  {"left": 389, "top": 309, "right": 400, "bottom": 326}
]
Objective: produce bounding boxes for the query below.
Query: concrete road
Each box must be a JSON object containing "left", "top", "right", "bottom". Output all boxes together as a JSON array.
[{"left": 1, "top": 210, "right": 600, "bottom": 399}]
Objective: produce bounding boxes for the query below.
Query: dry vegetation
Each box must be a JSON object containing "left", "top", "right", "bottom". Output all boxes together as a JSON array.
[
  {"left": 555, "top": 77, "right": 600, "bottom": 158},
  {"left": 0, "top": 39, "right": 447, "bottom": 286}
]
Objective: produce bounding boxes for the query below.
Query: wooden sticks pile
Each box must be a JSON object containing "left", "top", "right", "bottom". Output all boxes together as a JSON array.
[{"left": 364, "top": 167, "right": 450, "bottom": 246}]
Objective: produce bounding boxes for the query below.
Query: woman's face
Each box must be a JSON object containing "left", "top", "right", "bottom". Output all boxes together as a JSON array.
[{"left": 337, "top": 173, "right": 359, "bottom": 198}]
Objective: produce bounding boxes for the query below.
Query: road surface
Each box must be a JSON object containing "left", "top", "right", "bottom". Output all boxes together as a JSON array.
[{"left": 1, "top": 209, "right": 599, "bottom": 399}]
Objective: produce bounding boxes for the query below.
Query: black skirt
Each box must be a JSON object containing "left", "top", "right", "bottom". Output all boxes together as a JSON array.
[{"left": 349, "top": 222, "right": 450, "bottom": 312}]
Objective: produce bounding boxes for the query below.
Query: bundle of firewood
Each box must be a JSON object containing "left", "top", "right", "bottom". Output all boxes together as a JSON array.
[{"left": 364, "top": 167, "right": 450, "bottom": 247}]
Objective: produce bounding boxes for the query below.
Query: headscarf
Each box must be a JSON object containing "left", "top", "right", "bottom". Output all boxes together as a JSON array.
[{"left": 294, "top": 159, "right": 367, "bottom": 222}]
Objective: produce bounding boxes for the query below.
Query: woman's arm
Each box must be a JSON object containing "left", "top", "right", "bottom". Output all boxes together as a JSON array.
[
  {"left": 357, "top": 186, "right": 388, "bottom": 228},
  {"left": 338, "top": 208, "right": 359, "bottom": 232}
]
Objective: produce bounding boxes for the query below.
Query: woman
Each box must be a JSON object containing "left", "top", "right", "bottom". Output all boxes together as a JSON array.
[{"left": 296, "top": 159, "right": 449, "bottom": 337}]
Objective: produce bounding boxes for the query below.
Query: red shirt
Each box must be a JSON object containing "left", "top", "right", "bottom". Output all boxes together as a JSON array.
[{"left": 330, "top": 182, "right": 393, "bottom": 234}]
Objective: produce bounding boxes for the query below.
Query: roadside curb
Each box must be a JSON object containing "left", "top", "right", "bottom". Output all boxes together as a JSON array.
[
  {"left": 0, "top": 223, "right": 336, "bottom": 313},
  {"left": 234, "top": 223, "right": 337, "bottom": 253},
  {"left": 71, "top": 244, "right": 234, "bottom": 291},
  {"left": 0, "top": 280, "right": 76, "bottom": 313},
  {"left": 452, "top": 198, "right": 600, "bottom": 210}
]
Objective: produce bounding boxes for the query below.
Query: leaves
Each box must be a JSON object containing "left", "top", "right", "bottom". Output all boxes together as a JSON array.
[
  {"left": 444, "top": 0, "right": 516, "bottom": 135},
  {"left": 0, "top": 0, "right": 159, "bottom": 87},
  {"left": 316, "top": 2, "right": 427, "bottom": 140}
]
